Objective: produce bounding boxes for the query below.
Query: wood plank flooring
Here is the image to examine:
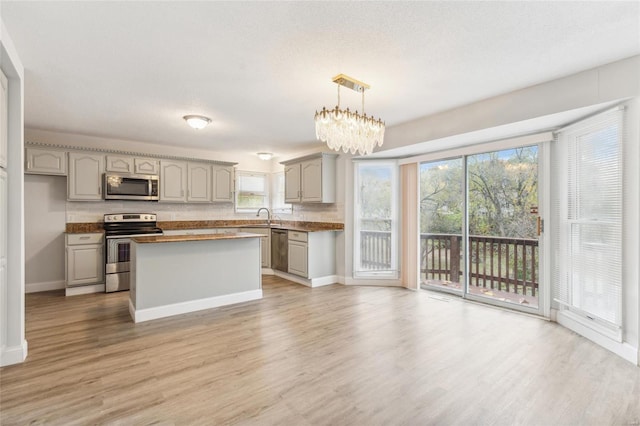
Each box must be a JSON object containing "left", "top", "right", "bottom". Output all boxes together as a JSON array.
[{"left": 1, "top": 275, "right": 639, "bottom": 425}]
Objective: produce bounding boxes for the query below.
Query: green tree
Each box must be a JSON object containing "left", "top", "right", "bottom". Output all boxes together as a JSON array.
[{"left": 420, "top": 147, "right": 538, "bottom": 239}]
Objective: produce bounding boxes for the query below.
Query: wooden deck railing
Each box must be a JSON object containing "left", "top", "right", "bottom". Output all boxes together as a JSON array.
[{"left": 360, "top": 231, "right": 539, "bottom": 296}]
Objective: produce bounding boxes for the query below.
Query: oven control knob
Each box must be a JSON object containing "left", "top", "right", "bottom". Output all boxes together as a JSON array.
[
  {"left": 106, "top": 215, "right": 112, "bottom": 221},
  {"left": 144, "top": 215, "right": 149, "bottom": 220}
]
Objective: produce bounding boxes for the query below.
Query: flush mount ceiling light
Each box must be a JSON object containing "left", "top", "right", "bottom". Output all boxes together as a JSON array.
[
  {"left": 183, "top": 114, "right": 211, "bottom": 130},
  {"left": 257, "top": 152, "right": 273, "bottom": 161},
  {"left": 314, "top": 74, "right": 385, "bottom": 156}
]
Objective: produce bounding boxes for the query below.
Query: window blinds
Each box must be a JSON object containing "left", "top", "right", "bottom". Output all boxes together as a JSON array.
[{"left": 552, "top": 108, "right": 623, "bottom": 328}]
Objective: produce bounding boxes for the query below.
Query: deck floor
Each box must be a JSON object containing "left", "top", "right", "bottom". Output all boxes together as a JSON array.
[{"left": 422, "top": 279, "right": 539, "bottom": 306}]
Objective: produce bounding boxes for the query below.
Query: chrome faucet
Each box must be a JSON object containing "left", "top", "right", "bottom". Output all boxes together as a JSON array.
[{"left": 256, "top": 207, "right": 271, "bottom": 225}]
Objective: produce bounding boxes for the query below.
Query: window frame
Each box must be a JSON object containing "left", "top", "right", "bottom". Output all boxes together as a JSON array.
[
  {"left": 353, "top": 160, "right": 400, "bottom": 279},
  {"left": 235, "top": 171, "right": 269, "bottom": 214}
]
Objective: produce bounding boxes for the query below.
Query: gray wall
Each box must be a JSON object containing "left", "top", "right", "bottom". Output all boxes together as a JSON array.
[{"left": 24, "top": 175, "right": 66, "bottom": 291}]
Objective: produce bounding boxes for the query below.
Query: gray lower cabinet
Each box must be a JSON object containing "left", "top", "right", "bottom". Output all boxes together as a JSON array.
[
  {"left": 287, "top": 230, "right": 335, "bottom": 278},
  {"left": 288, "top": 239, "right": 308, "bottom": 276},
  {"left": 66, "top": 233, "right": 104, "bottom": 287},
  {"left": 243, "top": 228, "right": 271, "bottom": 268}
]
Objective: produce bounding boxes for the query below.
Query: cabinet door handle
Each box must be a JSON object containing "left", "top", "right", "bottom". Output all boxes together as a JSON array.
[
  {"left": 80, "top": 236, "right": 90, "bottom": 240},
  {"left": 27, "top": 161, "right": 31, "bottom": 169},
  {"left": 181, "top": 189, "right": 184, "bottom": 197},
  {"left": 98, "top": 185, "right": 102, "bottom": 195}
]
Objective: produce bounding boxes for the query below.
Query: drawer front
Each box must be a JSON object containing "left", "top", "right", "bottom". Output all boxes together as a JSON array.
[
  {"left": 67, "top": 233, "right": 104, "bottom": 245},
  {"left": 288, "top": 230, "right": 308, "bottom": 242}
]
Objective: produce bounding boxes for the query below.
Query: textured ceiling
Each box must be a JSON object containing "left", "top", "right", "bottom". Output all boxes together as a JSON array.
[{"left": 1, "top": 1, "right": 639, "bottom": 156}]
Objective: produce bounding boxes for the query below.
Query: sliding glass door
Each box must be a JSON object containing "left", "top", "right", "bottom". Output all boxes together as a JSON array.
[
  {"left": 419, "top": 158, "right": 464, "bottom": 294},
  {"left": 467, "top": 147, "right": 539, "bottom": 309},
  {"left": 420, "top": 145, "right": 542, "bottom": 313}
]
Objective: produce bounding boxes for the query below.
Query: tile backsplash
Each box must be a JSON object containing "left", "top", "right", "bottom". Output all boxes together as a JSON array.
[{"left": 66, "top": 201, "right": 344, "bottom": 223}]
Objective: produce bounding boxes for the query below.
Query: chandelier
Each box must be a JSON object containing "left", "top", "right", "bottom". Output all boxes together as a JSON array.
[{"left": 314, "top": 74, "right": 385, "bottom": 156}]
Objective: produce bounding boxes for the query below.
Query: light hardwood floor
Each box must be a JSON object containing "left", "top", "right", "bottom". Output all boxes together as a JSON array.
[{"left": 1, "top": 276, "right": 639, "bottom": 425}]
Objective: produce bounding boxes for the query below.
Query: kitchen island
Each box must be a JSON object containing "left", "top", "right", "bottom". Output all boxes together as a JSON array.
[{"left": 129, "top": 233, "right": 262, "bottom": 323}]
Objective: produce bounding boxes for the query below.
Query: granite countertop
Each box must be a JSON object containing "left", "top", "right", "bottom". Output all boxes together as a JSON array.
[
  {"left": 158, "top": 220, "right": 344, "bottom": 233},
  {"left": 66, "top": 220, "right": 344, "bottom": 234},
  {"left": 131, "top": 232, "right": 263, "bottom": 244},
  {"left": 65, "top": 223, "right": 104, "bottom": 234}
]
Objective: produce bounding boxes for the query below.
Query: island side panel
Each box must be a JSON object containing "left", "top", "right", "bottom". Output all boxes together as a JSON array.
[{"left": 132, "top": 237, "right": 261, "bottom": 311}]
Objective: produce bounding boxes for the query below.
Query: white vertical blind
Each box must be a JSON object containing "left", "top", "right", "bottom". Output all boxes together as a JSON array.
[{"left": 552, "top": 108, "right": 623, "bottom": 328}]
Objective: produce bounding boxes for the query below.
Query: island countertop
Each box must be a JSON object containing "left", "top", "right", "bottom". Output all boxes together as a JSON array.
[
  {"left": 131, "top": 232, "right": 263, "bottom": 244},
  {"left": 66, "top": 220, "right": 344, "bottom": 234}
]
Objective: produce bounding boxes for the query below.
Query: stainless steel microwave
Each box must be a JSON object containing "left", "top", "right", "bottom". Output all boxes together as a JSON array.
[{"left": 103, "top": 172, "right": 159, "bottom": 201}]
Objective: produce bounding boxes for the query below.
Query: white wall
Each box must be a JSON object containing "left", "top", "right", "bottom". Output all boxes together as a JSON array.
[
  {"left": 1, "top": 20, "right": 27, "bottom": 366},
  {"left": 383, "top": 55, "right": 639, "bottom": 153},
  {"left": 24, "top": 175, "right": 66, "bottom": 292}
]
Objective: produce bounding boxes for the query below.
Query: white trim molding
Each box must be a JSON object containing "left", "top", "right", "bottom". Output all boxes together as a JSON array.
[
  {"left": 25, "top": 280, "right": 65, "bottom": 293},
  {"left": 343, "top": 277, "right": 404, "bottom": 287},
  {"left": 130, "top": 289, "right": 263, "bottom": 323},
  {"left": 556, "top": 309, "right": 638, "bottom": 365},
  {"left": 65, "top": 284, "right": 105, "bottom": 296},
  {"left": 0, "top": 339, "right": 28, "bottom": 367},
  {"left": 272, "top": 270, "right": 339, "bottom": 288}
]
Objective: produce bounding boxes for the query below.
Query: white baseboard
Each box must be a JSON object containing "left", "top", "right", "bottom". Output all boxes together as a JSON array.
[
  {"left": 65, "top": 283, "right": 105, "bottom": 296},
  {"left": 343, "top": 277, "right": 404, "bottom": 287},
  {"left": 272, "top": 270, "right": 339, "bottom": 288},
  {"left": 131, "top": 289, "right": 263, "bottom": 323},
  {"left": 261, "top": 268, "right": 275, "bottom": 275},
  {"left": 25, "top": 280, "right": 65, "bottom": 293},
  {"left": 556, "top": 310, "right": 639, "bottom": 365},
  {"left": 0, "top": 339, "right": 28, "bottom": 367}
]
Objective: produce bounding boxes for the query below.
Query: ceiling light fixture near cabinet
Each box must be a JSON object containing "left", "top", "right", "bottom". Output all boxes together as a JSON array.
[
  {"left": 314, "top": 74, "right": 385, "bottom": 156},
  {"left": 257, "top": 152, "right": 273, "bottom": 161},
  {"left": 183, "top": 115, "right": 211, "bottom": 130}
]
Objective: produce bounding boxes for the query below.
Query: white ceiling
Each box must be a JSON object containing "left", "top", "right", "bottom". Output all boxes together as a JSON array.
[{"left": 1, "top": 1, "right": 639, "bottom": 157}]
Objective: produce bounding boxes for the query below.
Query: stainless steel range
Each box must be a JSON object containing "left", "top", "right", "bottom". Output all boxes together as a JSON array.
[{"left": 103, "top": 213, "right": 163, "bottom": 292}]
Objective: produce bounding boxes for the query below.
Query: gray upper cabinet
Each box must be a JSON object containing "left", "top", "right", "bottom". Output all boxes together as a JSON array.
[
  {"left": 282, "top": 153, "right": 337, "bottom": 203},
  {"left": 105, "top": 155, "right": 133, "bottom": 173},
  {"left": 68, "top": 152, "right": 104, "bottom": 200},
  {"left": 134, "top": 158, "right": 159, "bottom": 175},
  {"left": 301, "top": 158, "right": 324, "bottom": 202},
  {"left": 284, "top": 163, "right": 301, "bottom": 203},
  {"left": 187, "top": 162, "right": 211, "bottom": 202},
  {"left": 106, "top": 156, "right": 159, "bottom": 175},
  {"left": 24, "top": 144, "right": 236, "bottom": 203},
  {"left": 25, "top": 147, "right": 68, "bottom": 175},
  {"left": 160, "top": 160, "right": 187, "bottom": 202},
  {"left": 212, "top": 165, "right": 234, "bottom": 202}
]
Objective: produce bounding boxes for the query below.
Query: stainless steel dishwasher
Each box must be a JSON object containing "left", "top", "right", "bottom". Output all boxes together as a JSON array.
[{"left": 271, "top": 229, "right": 288, "bottom": 272}]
